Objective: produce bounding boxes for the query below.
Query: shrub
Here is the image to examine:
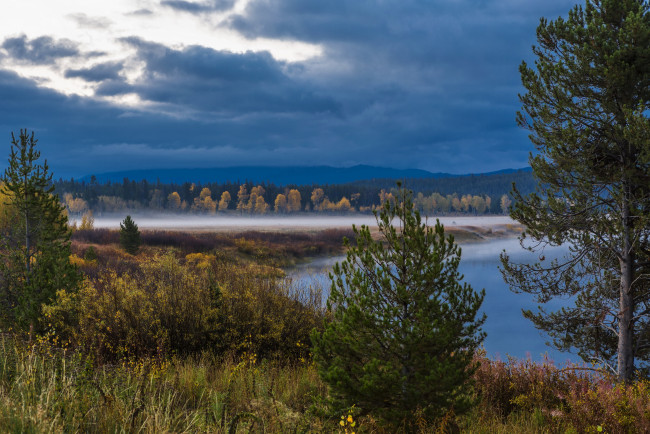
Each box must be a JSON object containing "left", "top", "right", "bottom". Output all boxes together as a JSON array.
[
  {"left": 83, "top": 246, "right": 98, "bottom": 261},
  {"left": 561, "top": 378, "right": 650, "bottom": 433},
  {"left": 45, "top": 254, "right": 222, "bottom": 361},
  {"left": 44, "top": 253, "right": 323, "bottom": 363},
  {"left": 211, "top": 260, "right": 323, "bottom": 361},
  {"left": 72, "top": 228, "right": 118, "bottom": 244},
  {"left": 472, "top": 353, "right": 650, "bottom": 433}
]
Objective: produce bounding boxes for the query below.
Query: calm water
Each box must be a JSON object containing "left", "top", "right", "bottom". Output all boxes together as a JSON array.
[{"left": 289, "top": 237, "right": 579, "bottom": 364}]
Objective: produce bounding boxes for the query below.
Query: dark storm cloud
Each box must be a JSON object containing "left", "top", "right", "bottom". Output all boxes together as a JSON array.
[
  {"left": 1, "top": 35, "right": 79, "bottom": 64},
  {"left": 219, "top": 0, "right": 578, "bottom": 169},
  {"left": 161, "top": 0, "right": 236, "bottom": 13},
  {"left": 228, "top": 0, "right": 573, "bottom": 81},
  {"left": 0, "top": 0, "right": 581, "bottom": 177},
  {"left": 0, "top": 67, "right": 343, "bottom": 177},
  {"left": 65, "top": 62, "right": 123, "bottom": 82},
  {"left": 108, "top": 37, "right": 341, "bottom": 115}
]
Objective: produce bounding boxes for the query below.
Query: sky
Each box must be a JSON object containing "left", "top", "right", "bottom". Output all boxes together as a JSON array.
[{"left": 0, "top": 0, "right": 577, "bottom": 179}]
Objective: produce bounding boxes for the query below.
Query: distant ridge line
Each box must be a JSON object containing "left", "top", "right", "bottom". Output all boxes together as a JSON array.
[{"left": 81, "top": 165, "right": 532, "bottom": 186}]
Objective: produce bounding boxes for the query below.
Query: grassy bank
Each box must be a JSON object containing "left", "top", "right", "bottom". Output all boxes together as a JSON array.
[
  {"left": 72, "top": 227, "right": 354, "bottom": 270},
  {"left": 0, "top": 335, "right": 326, "bottom": 432},
  {"left": 1, "top": 334, "right": 649, "bottom": 433}
]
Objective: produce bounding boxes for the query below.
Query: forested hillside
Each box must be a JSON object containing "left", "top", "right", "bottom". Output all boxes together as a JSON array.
[
  {"left": 55, "top": 168, "right": 536, "bottom": 217},
  {"left": 347, "top": 167, "right": 534, "bottom": 197},
  {"left": 83, "top": 164, "right": 452, "bottom": 185}
]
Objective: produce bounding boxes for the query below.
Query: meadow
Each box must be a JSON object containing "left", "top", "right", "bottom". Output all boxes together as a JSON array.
[{"left": 0, "top": 225, "right": 637, "bottom": 432}]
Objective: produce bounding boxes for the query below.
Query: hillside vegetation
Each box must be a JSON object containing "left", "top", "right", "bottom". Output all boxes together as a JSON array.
[{"left": 54, "top": 168, "right": 534, "bottom": 218}]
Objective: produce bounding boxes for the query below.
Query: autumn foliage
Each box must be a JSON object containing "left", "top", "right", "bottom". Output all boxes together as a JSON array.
[
  {"left": 473, "top": 354, "right": 650, "bottom": 433},
  {"left": 46, "top": 244, "right": 324, "bottom": 363}
]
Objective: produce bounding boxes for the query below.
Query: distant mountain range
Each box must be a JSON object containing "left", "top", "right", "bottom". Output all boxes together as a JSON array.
[{"left": 83, "top": 165, "right": 532, "bottom": 186}]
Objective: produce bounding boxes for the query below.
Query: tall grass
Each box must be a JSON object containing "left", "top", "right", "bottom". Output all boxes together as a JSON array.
[
  {"left": 2, "top": 333, "right": 650, "bottom": 432},
  {"left": 0, "top": 334, "right": 330, "bottom": 433},
  {"left": 470, "top": 353, "right": 650, "bottom": 433}
]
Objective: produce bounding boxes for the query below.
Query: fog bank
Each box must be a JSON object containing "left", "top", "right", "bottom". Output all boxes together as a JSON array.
[{"left": 88, "top": 214, "right": 517, "bottom": 231}]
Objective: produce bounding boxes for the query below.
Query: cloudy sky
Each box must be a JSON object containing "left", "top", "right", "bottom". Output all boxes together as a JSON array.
[{"left": 0, "top": 0, "right": 576, "bottom": 178}]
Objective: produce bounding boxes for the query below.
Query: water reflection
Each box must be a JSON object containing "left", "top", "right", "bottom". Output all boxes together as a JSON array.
[{"left": 288, "top": 237, "right": 579, "bottom": 363}]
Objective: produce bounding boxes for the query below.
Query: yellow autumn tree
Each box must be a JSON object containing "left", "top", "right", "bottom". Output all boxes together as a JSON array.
[
  {"left": 97, "top": 196, "right": 127, "bottom": 212},
  {"left": 255, "top": 195, "right": 268, "bottom": 214},
  {"left": 63, "top": 193, "right": 88, "bottom": 215},
  {"left": 321, "top": 198, "right": 336, "bottom": 212},
  {"left": 274, "top": 194, "right": 288, "bottom": 213},
  {"left": 336, "top": 197, "right": 352, "bottom": 212},
  {"left": 218, "top": 191, "right": 231, "bottom": 211},
  {"left": 500, "top": 194, "right": 512, "bottom": 214},
  {"left": 311, "top": 188, "right": 325, "bottom": 211},
  {"left": 460, "top": 195, "right": 471, "bottom": 213},
  {"left": 451, "top": 196, "right": 462, "bottom": 212},
  {"left": 167, "top": 192, "right": 181, "bottom": 210},
  {"left": 236, "top": 185, "right": 249, "bottom": 213},
  {"left": 471, "top": 195, "right": 487, "bottom": 214},
  {"left": 247, "top": 186, "right": 266, "bottom": 214},
  {"left": 287, "top": 189, "right": 301, "bottom": 213},
  {"left": 79, "top": 210, "right": 94, "bottom": 230},
  {"left": 193, "top": 187, "right": 216, "bottom": 213}
]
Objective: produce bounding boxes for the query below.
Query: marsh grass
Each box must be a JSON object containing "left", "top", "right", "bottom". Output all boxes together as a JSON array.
[
  {"left": 71, "top": 228, "right": 354, "bottom": 269},
  {"left": 2, "top": 332, "right": 650, "bottom": 433},
  {"left": 0, "top": 334, "right": 334, "bottom": 433}
]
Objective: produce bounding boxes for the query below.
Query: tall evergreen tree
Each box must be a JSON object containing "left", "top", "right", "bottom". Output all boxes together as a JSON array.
[
  {"left": 119, "top": 215, "right": 141, "bottom": 255},
  {"left": 311, "top": 186, "right": 485, "bottom": 429},
  {"left": 501, "top": 0, "right": 650, "bottom": 381},
  {"left": 0, "top": 130, "right": 81, "bottom": 332}
]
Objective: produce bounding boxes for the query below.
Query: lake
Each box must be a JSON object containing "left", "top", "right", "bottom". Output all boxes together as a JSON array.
[{"left": 289, "top": 237, "right": 579, "bottom": 364}]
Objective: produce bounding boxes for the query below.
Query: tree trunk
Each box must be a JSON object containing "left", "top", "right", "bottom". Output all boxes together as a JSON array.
[
  {"left": 617, "top": 198, "right": 635, "bottom": 382},
  {"left": 618, "top": 260, "right": 635, "bottom": 381},
  {"left": 24, "top": 172, "right": 31, "bottom": 278}
]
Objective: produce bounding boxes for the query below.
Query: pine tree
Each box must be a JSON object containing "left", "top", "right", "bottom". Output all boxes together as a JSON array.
[
  {"left": 119, "top": 215, "right": 141, "bottom": 255},
  {"left": 0, "top": 130, "right": 81, "bottom": 332},
  {"left": 311, "top": 186, "right": 485, "bottom": 428},
  {"left": 501, "top": 0, "right": 650, "bottom": 381}
]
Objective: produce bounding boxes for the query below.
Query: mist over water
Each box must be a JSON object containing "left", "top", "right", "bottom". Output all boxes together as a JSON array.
[
  {"left": 89, "top": 214, "right": 516, "bottom": 230},
  {"left": 290, "top": 238, "right": 578, "bottom": 364}
]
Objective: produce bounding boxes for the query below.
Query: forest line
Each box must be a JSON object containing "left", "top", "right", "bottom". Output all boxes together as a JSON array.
[{"left": 55, "top": 175, "right": 522, "bottom": 220}]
